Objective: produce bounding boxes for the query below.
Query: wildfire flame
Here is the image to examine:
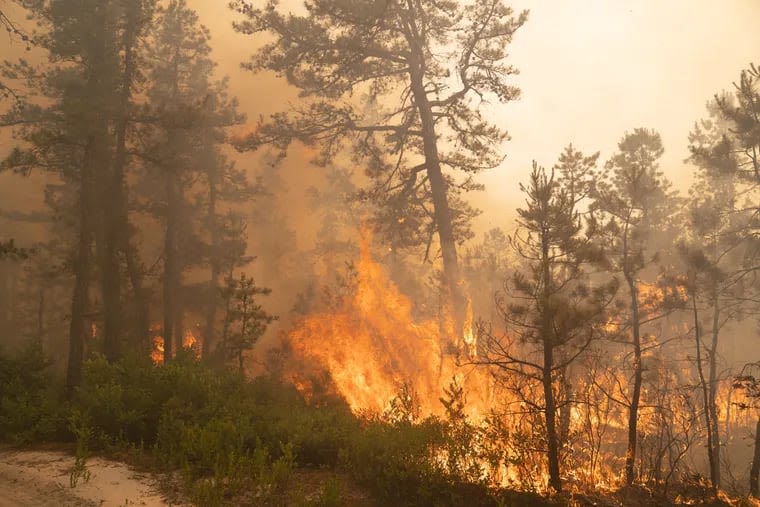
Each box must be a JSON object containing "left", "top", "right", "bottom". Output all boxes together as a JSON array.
[
  {"left": 151, "top": 326, "right": 199, "bottom": 365},
  {"left": 286, "top": 229, "right": 491, "bottom": 418},
  {"left": 462, "top": 297, "right": 477, "bottom": 358},
  {"left": 282, "top": 233, "right": 756, "bottom": 493}
]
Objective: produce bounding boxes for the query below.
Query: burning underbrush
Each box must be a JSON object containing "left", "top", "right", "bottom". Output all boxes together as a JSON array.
[
  {"left": 267, "top": 232, "right": 760, "bottom": 500},
  {"left": 150, "top": 326, "right": 200, "bottom": 364},
  {"left": 283, "top": 230, "right": 492, "bottom": 420}
]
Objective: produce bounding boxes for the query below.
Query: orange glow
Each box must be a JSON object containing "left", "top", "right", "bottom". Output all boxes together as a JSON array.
[
  {"left": 462, "top": 297, "right": 477, "bottom": 358},
  {"left": 279, "top": 232, "right": 760, "bottom": 492},
  {"left": 286, "top": 228, "right": 491, "bottom": 419},
  {"left": 151, "top": 336, "right": 164, "bottom": 364},
  {"left": 150, "top": 326, "right": 199, "bottom": 365}
]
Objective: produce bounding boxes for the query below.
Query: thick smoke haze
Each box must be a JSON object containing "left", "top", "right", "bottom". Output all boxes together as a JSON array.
[
  {"left": 1, "top": 1, "right": 760, "bottom": 501},
  {"left": 2, "top": 0, "right": 759, "bottom": 363},
  {"left": 3, "top": 0, "right": 759, "bottom": 242},
  {"left": 2, "top": 0, "right": 759, "bottom": 351},
  {"left": 185, "top": 0, "right": 760, "bottom": 232}
]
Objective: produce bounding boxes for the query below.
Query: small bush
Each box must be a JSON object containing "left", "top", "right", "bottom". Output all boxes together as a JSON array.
[
  {"left": 0, "top": 343, "right": 67, "bottom": 443},
  {"left": 315, "top": 476, "right": 342, "bottom": 507}
]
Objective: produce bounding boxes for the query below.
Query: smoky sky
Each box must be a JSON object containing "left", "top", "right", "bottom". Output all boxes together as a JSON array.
[
  {"left": 186, "top": 0, "right": 760, "bottom": 232},
  {"left": 2, "top": 0, "right": 760, "bottom": 238}
]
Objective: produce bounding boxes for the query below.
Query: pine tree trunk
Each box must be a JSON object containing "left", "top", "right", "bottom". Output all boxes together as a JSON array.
[
  {"left": 558, "top": 365, "right": 572, "bottom": 451},
  {"left": 238, "top": 295, "right": 247, "bottom": 374},
  {"left": 100, "top": 192, "right": 121, "bottom": 362},
  {"left": 67, "top": 224, "right": 90, "bottom": 392},
  {"left": 544, "top": 343, "right": 562, "bottom": 493},
  {"left": 693, "top": 295, "right": 718, "bottom": 491},
  {"left": 539, "top": 234, "right": 562, "bottom": 493},
  {"left": 750, "top": 416, "right": 760, "bottom": 497},
  {"left": 36, "top": 286, "right": 45, "bottom": 347},
  {"left": 125, "top": 244, "right": 150, "bottom": 349},
  {"left": 220, "top": 265, "right": 235, "bottom": 362},
  {"left": 203, "top": 267, "right": 219, "bottom": 359},
  {"left": 100, "top": 0, "right": 146, "bottom": 363},
  {"left": 163, "top": 172, "right": 178, "bottom": 363},
  {"left": 707, "top": 300, "right": 721, "bottom": 489},
  {"left": 175, "top": 289, "right": 185, "bottom": 351},
  {"left": 67, "top": 137, "right": 96, "bottom": 393},
  {"left": 407, "top": 42, "right": 464, "bottom": 342},
  {"left": 625, "top": 274, "right": 642, "bottom": 486},
  {"left": 67, "top": 8, "right": 108, "bottom": 388},
  {"left": 202, "top": 171, "right": 220, "bottom": 359}
]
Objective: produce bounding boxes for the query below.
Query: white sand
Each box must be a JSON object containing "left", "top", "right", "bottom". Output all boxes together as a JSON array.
[{"left": 0, "top": 449, "right": 182, "bottom": 506}]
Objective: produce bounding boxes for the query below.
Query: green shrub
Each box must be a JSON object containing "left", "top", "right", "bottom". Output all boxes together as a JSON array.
[
  {"left": 73, "top": 354, "right": 241, "bottom": 448},
  {"left": 1, "top": 351, "right": 529, "bottom": 506},
  {"left": 0, "top": 343, "right": 67, "bottom": 443},
  {"left": 341, "top": 417, "right": 444, "bottom": 505},
  {"left": 68, "top": 409, "right": 92, "bottom": 487},
  {"left": 314, "top": 476, "right": 342, "bottom": 507},
  {"left": 73, "top": 355, "right": 333, "bottom": 503},
  {"left": 341, "top": 414, "right": 503, "bottom": 507}
]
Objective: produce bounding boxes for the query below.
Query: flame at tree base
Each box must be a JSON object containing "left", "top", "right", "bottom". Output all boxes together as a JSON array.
[
  {"left": 286, "top": 231, "right": 491, "bottom": 419},
  {"left": 151, "top": 327, "right": 199, "bottom": 364}
]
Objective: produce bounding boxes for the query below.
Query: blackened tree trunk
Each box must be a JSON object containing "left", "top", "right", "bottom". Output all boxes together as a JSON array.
[
  {"left": 102, "top": 0, "right": 145, "bottom": 359},
  {"left": 67, "top": 139, "right": 96, "bottom": 393},
  {"left": 202, "top": 171, "right": 220, "bottom": 359},
  {"left": 175, "top": 287, "right": 185, "bottom": 351},
  {"left": 125, "top": 244, "right": 150, "bottom": 348},
  {"left": 540, "top": 233, "right": 561, "bottom": 493},
  {"left": 67, "top": 2, "right": 110, "bottom": 389},
  {"left": 558, "top": 364, "right": 573, "bottom": 452},
  {"left": 544, "top": 342, "right": 562, "bottom": 493},
  {"left": 707, "top": 299, "right": 722, "bottom": 488},
  {"left": 36, "top": 286, "right": 45, "bottom": 346},
  {"left": 162, "top": 172, "right": 178, "bottom": 363},
  {"left": 625, "top": 271, "right": 642, "bottom": 486},
  {"left": 750, "top": 416, "right": 760, "bottom": 497},
  {"left": 406, "top": 35, "right": 464, "bottom": 338},
  {"left": 693, "top": 295, "right": 718, "bottom": 492},
  {"left": 220, "top": 264, "right": 235, "bottom": 359}
]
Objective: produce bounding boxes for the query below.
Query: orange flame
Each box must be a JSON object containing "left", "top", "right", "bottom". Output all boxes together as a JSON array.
[
  {"left": 150, "top": 326, "right": 199, "bottom": 365},
  {"left": 286, "top": 229, "right": 491, "bottom": 418}
]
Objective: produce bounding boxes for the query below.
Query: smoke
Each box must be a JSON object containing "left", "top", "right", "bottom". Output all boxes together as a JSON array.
[{"left": 2, "top": 0, "right": 760, "bottom": 490}]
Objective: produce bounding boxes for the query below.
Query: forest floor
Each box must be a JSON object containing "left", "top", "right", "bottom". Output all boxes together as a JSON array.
[
  {"left": 0, "top": 447, "right": 179, "bottom": 506},
  {"left": 0, "top": 446, "right": 753, "bottom": 507}
]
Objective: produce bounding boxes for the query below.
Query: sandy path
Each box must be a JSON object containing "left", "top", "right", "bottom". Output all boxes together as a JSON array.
[{"left": 0, "top": 449, "right": 180, "bottom": 506}]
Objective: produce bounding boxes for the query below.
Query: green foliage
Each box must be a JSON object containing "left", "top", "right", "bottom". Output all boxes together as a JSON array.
[
  {"left": 220, "top": 272, "right": 277, "bottom": 372},
  {"left": 710, "top": 63, "right": 760, "bottom": 185},
  {"left": 591, "top": 128, "right": 675, "bottom": 278},
  {"left": 439, "top": 379, "right": 486, "bottom": 485},
  {"left": 342, "top": 396, "right": 499, "bottom": 507},
  {"left": 69, "top": 354, "right": 356, "bottom": 501},
  {"left": 0, "top": 350, "right": 558, "bottom": 505},
  {"left": 231, "top": 0, "right": 528, "bottom": 252},
  {"left": 312, "top": 477, "right": 341, "bottom": 507},
  {"left": 68, "top": 409, "right": 92, "bottom": 487},
  {"left": 342, "top": 415, "right": 444, "bottom": 504},
  {"left": 186, "top": 442, "right": 295, "bottom": 505},
  {"left": 0, "top": 343, "right": 66, "bottom": 443}
]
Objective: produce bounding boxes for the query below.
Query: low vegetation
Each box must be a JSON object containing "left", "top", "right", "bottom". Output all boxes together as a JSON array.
[{"left": 1, "top": 343, "right": 756, "bottom": 506}]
